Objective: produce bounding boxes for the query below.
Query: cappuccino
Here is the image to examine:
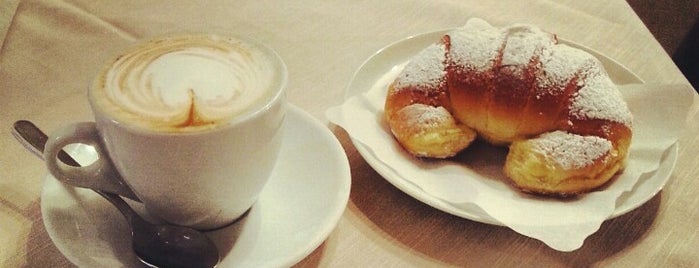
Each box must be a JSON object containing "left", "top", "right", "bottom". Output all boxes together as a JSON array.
[
  {"left": 46, "top": 33, "right": 287, "bottom": 229},
  {"left": 90, "top": 34, "right": 285, "bottom": 132}
]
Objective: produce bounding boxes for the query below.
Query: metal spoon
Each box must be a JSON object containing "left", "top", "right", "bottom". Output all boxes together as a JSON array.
[
  {"left": 12, "top": 120, "right": 220, "bottom": 268},
  {"left": 12, "top": 120, "right": 141, "bottom": 201}
]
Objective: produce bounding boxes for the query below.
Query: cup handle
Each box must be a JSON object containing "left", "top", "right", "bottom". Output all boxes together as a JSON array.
[{"left": 44, "top": 122, "right": 141, "bottom": 201}]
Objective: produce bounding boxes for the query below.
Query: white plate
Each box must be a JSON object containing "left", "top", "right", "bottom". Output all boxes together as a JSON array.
[
  {"left": 41, "top": 104, "right": 351, "bottom": 267},
  {"left": 346, "top": 29, "right": 678, "bottom": 225}
]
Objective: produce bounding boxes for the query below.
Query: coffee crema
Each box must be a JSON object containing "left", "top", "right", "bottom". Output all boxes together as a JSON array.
[{"left": 91, "top": 34, "right": 282, "bottom": 132}]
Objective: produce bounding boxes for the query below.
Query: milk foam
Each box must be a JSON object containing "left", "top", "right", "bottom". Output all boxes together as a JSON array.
[{"left": 91, "top": 35, "right": 282, "bottom": 132}]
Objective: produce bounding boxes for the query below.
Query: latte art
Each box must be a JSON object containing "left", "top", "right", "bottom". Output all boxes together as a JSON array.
[{"left": 91, "top": 35, "right": 282, "bottom": 131}]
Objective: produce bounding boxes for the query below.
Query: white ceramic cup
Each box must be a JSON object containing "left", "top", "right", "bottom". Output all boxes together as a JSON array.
[{"left": 44, "top": 34, "right": 287, "bottom": 230}]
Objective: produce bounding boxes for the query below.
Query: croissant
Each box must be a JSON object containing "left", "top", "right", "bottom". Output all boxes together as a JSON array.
[{"left": 384, "top": 18, "right": 632, "bottom": 196}]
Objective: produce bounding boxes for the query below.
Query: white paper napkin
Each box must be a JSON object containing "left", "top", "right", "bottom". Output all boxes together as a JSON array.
[{"left": 326, "top": 81, "right": 694, "bottom": 251}]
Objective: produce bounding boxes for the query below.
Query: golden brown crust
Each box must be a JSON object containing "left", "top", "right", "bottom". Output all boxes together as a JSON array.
[
  {"left": 383, "top": 19, "right": 633, "bottom": 196},
  {"left": 385, "top": 83, "right": 476, "bottom": 158},
  {"left": 504, "top": 130, "right": 627, "bottom": 195}
]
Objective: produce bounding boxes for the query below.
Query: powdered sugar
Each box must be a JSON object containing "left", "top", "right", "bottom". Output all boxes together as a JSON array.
[
  {"left": 570, "top": 70, "right": 633, "bottom": 126},
  {"left": 536, "top": 44, "right": 596, "bottom": 94},
  {"left": 531, "top": 131, "right": 612, "bottom": 169},
  {"left": 394, "top": 43, "right": 446, "bottom": 90},
  {"left": 501, "top": 25, "right": 555, "bottom": 68},
  {"left": 448, "top": 18, "right": 505, "bottom": 72},
  {"left": 392, "top": 17, "right": 633, "bottom": 141},
  {"left": 399, "top": 103, "right": 452, "bottom": 131}
]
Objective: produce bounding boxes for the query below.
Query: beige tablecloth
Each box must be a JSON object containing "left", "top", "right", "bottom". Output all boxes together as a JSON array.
[{"left": 2, "top": 0, "right": 698, "bottom": 267}]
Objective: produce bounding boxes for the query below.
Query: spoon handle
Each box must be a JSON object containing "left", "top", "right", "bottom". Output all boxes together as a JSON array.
[
  {"left": 13, "top": 120, "right": 80, "bottom": 166},
  {"left": 13, "top": 120, "right": 141, "bottom": 202},
  {"left": 14, "top": 121, "right": 152, "bottom": 236},
  {"left": 96, "top": 190, "right": 151, "bottom": 231}
]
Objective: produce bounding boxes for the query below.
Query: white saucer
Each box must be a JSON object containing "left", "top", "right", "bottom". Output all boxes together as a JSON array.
[
  {"left": 345, "top": 29, "right": 678, "bottom": 225},
  {"left": 41, "top": 104, "right": 351, "bottom": 267}
]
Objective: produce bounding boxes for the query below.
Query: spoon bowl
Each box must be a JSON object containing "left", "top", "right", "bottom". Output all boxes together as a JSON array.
[
  {"left": 97, "top": 191, "right": 220, "bottom": 268},
  {"left": 135, "top": 225, "right": 220, "bottom": 268}
]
